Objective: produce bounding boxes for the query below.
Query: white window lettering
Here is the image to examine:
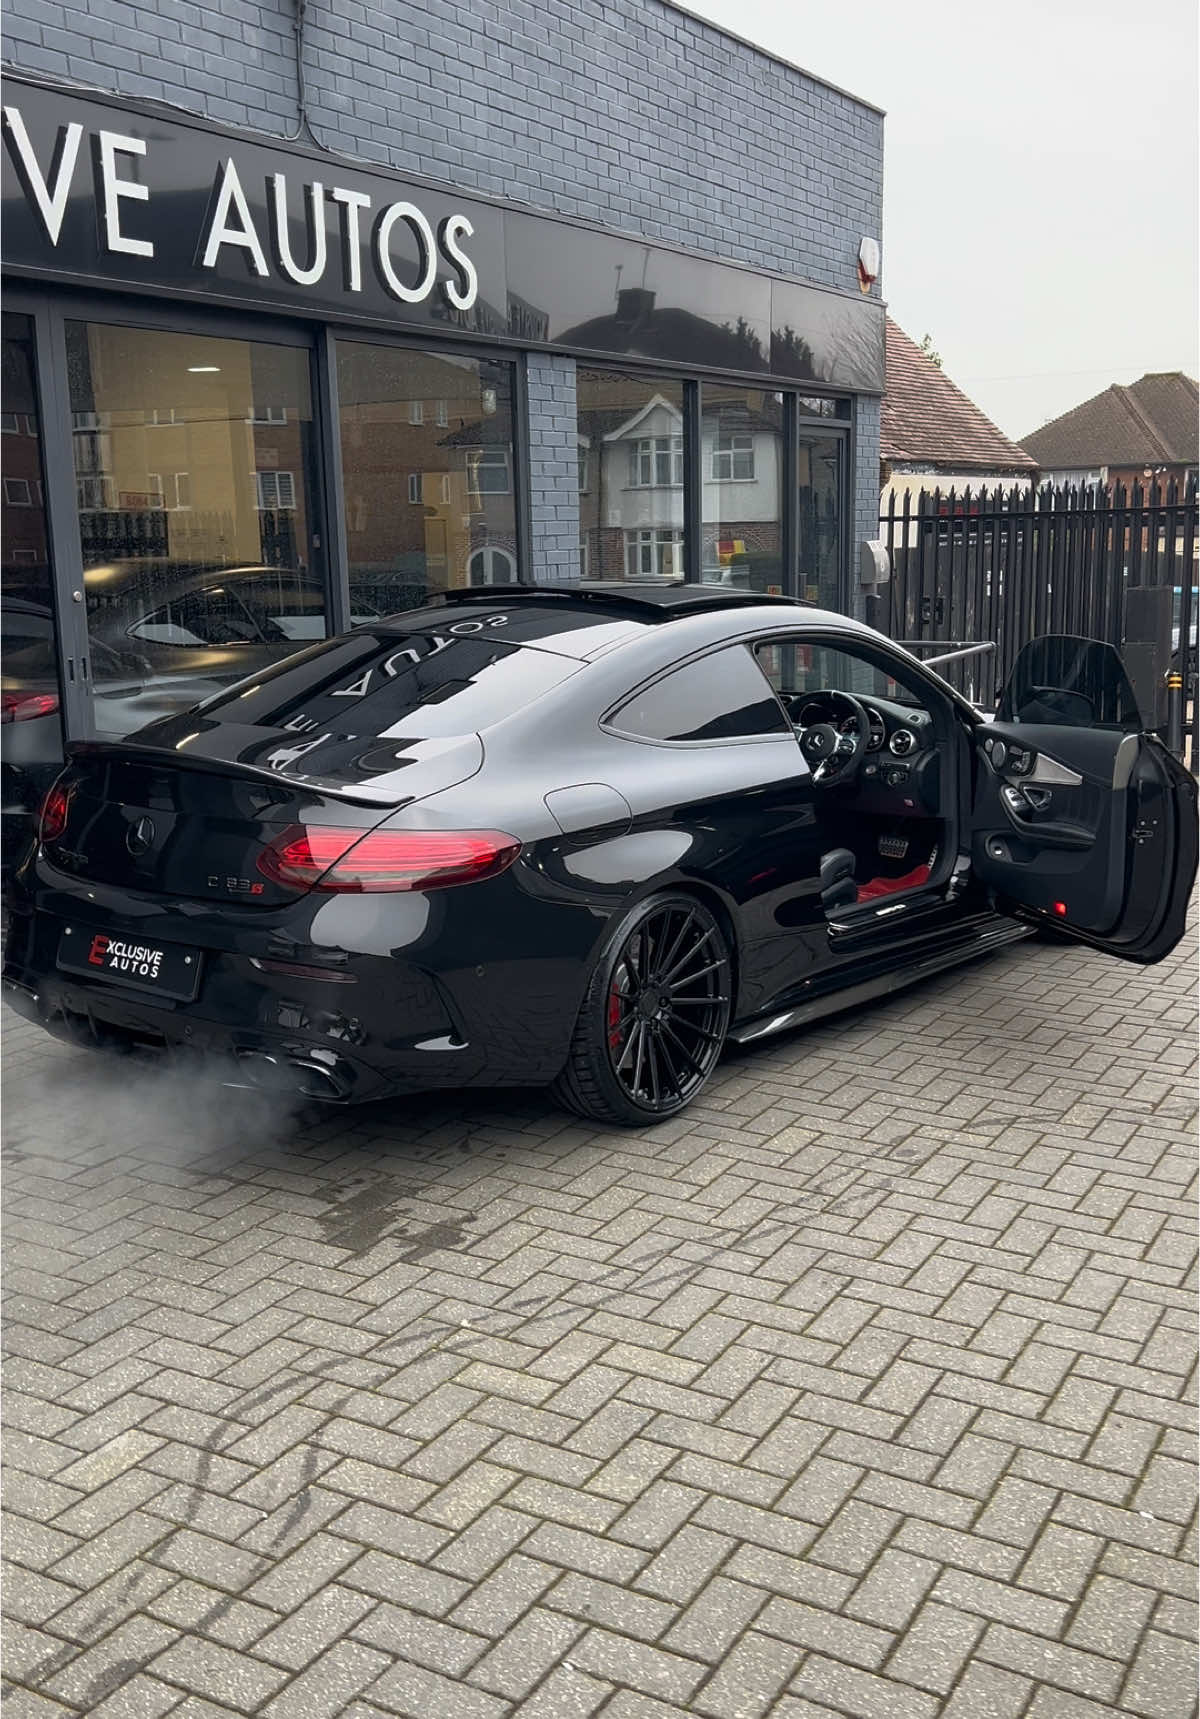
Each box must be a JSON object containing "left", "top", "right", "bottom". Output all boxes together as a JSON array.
[
  {"left": 329, "top": 186, "right": 371, "bottom": 292},
  {"left": 269, "top": 172, "right": 327, "bottom": 286},
  {"left": 2, "top": 107, "right": 84, "bottom": 245},
  {"left": 265, "top": 733, "right": 331, "bottom": 771},
  {"left": 331, "top": 668, "right": 374, "bottom": 697},
  {"left": 447, "top": 614, "right": 509, "bottom": 634},
  {"left": 381, "top": 635, "right": 453, "bottom": 677},
  {"left": 97, "top": 130, "right": 154, "bottom": 258},
  {"left": 374, "top": 200, "right": 437, "bottom": 304},
  {"left": 200, "top": 158, "right": 269, "bottom": 277}
]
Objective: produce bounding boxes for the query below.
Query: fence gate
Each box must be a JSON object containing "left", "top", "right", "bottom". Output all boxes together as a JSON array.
[{"left": 872, "top": 480, "right": 1198, "bottom": 763}]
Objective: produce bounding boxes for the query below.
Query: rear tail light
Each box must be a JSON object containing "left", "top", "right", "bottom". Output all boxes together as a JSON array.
[
  {"left": 256, "top": 825, "right": 521, "bottom": 893},
  {"left": 38, "top": 781, "right": 71, "bottom": 843},
  {"left": 2, "top": 691, "right": 60, "bottom": 724}
]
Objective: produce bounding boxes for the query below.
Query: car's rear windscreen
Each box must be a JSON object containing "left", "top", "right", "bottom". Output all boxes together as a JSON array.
[{"left": 188, "top": 629, "right": 579, "bottom": 739}]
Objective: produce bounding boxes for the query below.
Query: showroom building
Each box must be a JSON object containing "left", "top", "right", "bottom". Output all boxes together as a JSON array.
[{"left": 0, "top": 0, "right": 885, "bottom": 764}]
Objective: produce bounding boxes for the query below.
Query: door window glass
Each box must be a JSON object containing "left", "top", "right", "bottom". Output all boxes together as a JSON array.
[
  {"left": 1, "top": 313, "right": 63, "bottom": 773},
  {"left": 578, "top": 369, "right": 686, "bottom": 582},
  {"left": 796, "top": 432, "right": 845, "bottom": 609},
  {"left": 337, "top": 343, "right": 518, "bottom": 618},
  {"left": 997, "top": 635, "right": 1142, "bottom": 731},
  {"left": 65, "top": 323, "right": 324, "bottom": 738},
  {"left": 701, "top": 385, "right": 784, "bottom": 593},
  {"left": 610, "top": 645, "right": 790, "bottom": 743}
]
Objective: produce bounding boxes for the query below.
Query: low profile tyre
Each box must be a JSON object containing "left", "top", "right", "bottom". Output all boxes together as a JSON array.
[{"left": 551, "top": 892, "right": 733, "bottom": 1126}]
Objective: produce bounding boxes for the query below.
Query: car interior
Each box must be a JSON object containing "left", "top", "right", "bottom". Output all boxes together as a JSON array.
[{"left": 754, "top": 638, "right": 955, "bottom": 916}]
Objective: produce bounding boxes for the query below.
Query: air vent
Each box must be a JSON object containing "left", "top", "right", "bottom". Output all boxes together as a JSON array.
[{"left": 889, "top": 728, "right": 916, "bottom": 757}]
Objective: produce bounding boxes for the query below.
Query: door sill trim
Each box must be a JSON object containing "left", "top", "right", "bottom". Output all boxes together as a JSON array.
[{"left": 730, "top": 916, "right": 1032, "bottom": 1045}]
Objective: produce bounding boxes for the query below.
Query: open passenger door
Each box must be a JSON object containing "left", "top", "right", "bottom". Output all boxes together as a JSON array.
[{"left": 972, "top": 636, "right": 1197, "bottom": 963}]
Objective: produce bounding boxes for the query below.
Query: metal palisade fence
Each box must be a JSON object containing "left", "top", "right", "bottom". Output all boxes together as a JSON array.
[{"left": 873, "top": 479, "right": 1199, "bottom": 763}]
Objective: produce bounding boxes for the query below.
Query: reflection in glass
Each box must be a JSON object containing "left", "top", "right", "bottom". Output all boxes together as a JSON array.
[
  {"left": 577, "top": 368, "right": 686, "bottom": 582},
  {"left": 66, "top": 323, "right": 325, "bottom": 737},
  {"left": 755, "top": 639, "right": 922, "bottom": 707},
  {"left": 797, "top": 433, "right": 844, "bottom": 610},
  {"left": 797, "top": 396, "right": 851, "bottom": 420},
  {"left": 701, "top": 386, "right": 783, "bottom": 594},
  {"left": 2, "top": 312, "right": 63, "bottom": 859},
  {"left": 504, "top": 212, "right": 772, "bottom": 370},
  {"left": 337, "top": 343, "right": 517, "bottom": 616}
]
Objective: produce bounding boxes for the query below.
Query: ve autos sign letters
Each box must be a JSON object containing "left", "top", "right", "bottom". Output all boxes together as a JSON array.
[{"left": 1, "top": 78, "right": 503, "bottom": 338}]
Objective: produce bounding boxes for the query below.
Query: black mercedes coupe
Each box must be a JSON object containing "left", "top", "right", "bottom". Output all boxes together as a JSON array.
[{"left": 4, "top": 585, "right": 1196, "bottom": 1124}]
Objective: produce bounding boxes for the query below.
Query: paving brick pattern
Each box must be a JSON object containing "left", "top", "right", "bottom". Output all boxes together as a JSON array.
[{"left": 2, "top": 918, "right": 1196, "bottom": 1717}]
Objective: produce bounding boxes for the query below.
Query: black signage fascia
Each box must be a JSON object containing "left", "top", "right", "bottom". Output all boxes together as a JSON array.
[{"left": 1, "top": 74, "right": 885, "bottom": 395}]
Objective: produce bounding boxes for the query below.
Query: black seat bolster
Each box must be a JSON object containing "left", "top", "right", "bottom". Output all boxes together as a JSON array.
[
  {"left": 819, "top": 847, "right": 858, "bottom": 912},
  {"left": 819, "top": 848, "right": 856, "bottom": 890}
]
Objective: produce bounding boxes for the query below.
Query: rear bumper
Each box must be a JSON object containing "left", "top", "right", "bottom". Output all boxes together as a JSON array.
[
  {"left": 2, "top": 868, "right": 589, "bottom": 1102},
  {"left": 1, "top": 970, "right": 393, "bottom": 1102}
]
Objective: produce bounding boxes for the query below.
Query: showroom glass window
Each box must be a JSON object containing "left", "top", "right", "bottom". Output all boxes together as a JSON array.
[
  {"left": 796, "top": 427, "right": 844, "bottom": 610},
  {"left": 64, "top": 323, "right": 323, "bottom": 738},
  {"left": 2, "top": 313, "right": 62, "bottom": 811},
  {"left": 701, "top": 384, "right": 784, "bottom": 592},
  {"left": 337, "top": 343, "right": 518, "bottom": 614},
  {"left": 577, "top": 368, "right": 686, "bottom": 581}
]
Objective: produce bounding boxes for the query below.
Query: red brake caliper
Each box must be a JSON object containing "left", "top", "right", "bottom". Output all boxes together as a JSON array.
[{"left": 607, "top": 981, "right": 623, "bottom": 1052}]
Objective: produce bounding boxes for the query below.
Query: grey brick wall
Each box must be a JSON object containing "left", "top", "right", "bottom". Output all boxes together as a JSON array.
[
  {"left": 526, "top": 353, "right": 581, "bottom": 582},
  {"left": 5, "top": 0, "right": 883, "bottom": 295},
  {"left": 5, "top": 0, "right": 301, "bottom": 131}
]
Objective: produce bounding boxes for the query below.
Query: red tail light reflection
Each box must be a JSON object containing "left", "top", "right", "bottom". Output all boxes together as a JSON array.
[
  {"left": 38, "top": 782, "right": 70, "bottom": 843},
  {"left": 1, "top": 691, "right": 60, "bottom": 725},
  {"left": 257, "top": 826, "right": 521, "bottom": 893}
]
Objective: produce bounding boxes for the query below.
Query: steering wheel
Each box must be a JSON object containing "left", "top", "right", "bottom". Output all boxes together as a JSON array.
[{"left": 796, "top": 689, "right": 872, "bottom": 786}]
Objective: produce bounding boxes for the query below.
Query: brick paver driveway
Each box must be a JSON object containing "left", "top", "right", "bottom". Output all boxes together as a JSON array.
[{"left": 2, "top": 916, "right": 1196, "bottom": 1719}]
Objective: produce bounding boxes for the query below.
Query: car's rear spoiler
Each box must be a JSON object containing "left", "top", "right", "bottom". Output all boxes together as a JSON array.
[{"left": 65, "top": 739, "right": 401, "bottom": 807}]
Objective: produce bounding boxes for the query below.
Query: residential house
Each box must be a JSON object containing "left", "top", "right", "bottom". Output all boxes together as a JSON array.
[
  {"left": 880, "top": 320, "right": 1038, "bottom": 509},
  {"left": 1021, "top": 373, "right": 1198, "bottom": 493}
]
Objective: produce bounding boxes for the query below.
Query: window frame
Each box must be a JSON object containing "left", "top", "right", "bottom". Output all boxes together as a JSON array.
[
  {"left": 602, "top": 640, "right": 796, "bottom": 749},
  {"left": 255, "top": 469, "right": 297, "bottom": 511},
  {"left": 711, "top": 430, "right": 756, "bottom": 482},
  {"left": 469, "top": 447, "right": 511, "bottom": 497},
  {"left": 628, "top": 433, "right": 684, "bottom": 489},
  {"left": 624, "top": 526, "right": 684, "bottom": 580}
]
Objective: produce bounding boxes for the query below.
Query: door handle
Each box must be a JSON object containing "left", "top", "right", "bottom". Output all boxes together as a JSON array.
[
  {"left": 998, "top": 786, "right": 1091, "bottom": 849},
  {"left": 1002, "top": 783, "right": 1050, "bottom": 817}
]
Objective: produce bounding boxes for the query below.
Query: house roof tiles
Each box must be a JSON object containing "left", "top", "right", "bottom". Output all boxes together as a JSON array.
[
  {"left": 1020, "top": 373, "right": 1198, "bottom": 469},
  {"left": 881, "top": 320, "right": 1036, "bottom": 474}
]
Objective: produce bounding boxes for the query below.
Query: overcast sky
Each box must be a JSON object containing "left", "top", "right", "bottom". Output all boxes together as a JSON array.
[{"left": 685, "top": 0, "right": 1199, "bottom": 442}]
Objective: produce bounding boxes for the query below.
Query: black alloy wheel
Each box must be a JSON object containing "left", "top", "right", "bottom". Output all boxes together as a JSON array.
[{"left": 553, "top": 892, "right": 733, "bottom": 1125}]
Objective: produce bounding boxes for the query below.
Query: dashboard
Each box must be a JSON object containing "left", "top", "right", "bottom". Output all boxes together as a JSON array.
[{"left": 786, "top": 690, "right": 940, "bottom": 813}]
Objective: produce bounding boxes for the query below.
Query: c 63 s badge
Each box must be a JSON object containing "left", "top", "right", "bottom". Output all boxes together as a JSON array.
[{"left": 208, "top": 875, "right": 266, "bottom": 895}]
